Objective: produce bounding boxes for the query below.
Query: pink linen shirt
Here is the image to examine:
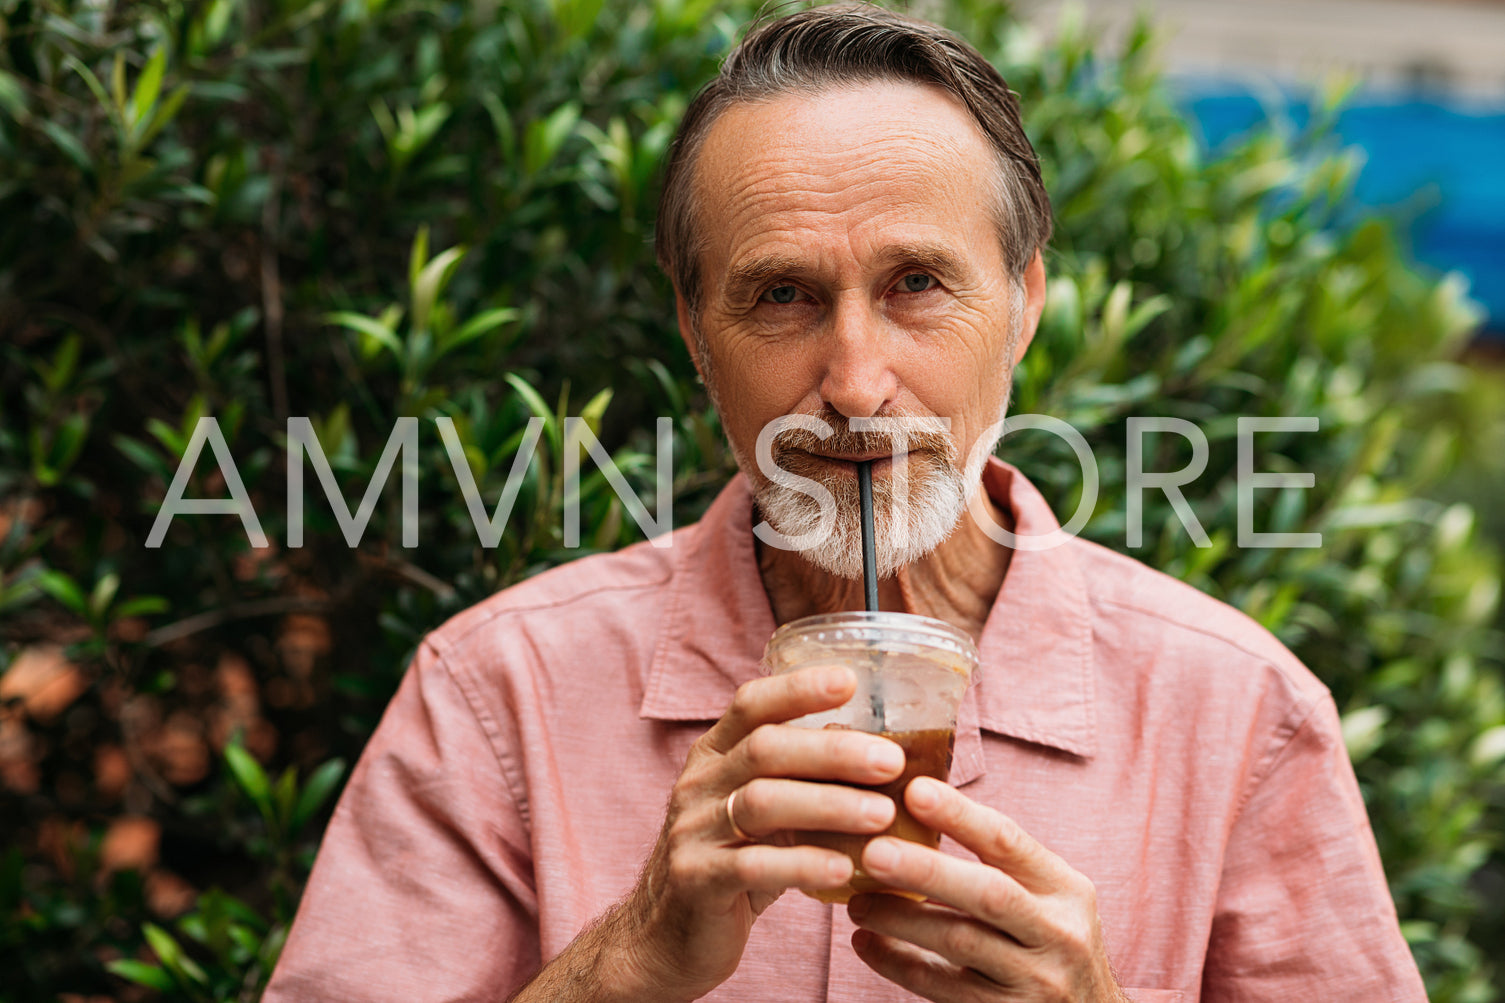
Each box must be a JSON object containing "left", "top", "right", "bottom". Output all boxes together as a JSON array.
[{"left": 265, "top": 460, "right": 1425, "bottom": 1002}]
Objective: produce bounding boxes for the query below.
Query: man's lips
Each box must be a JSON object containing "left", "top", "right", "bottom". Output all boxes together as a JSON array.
[
  {"left": 809, "top": 450, "right": 899, "bottom": 464},
  {"left": 781, "top": 448, "right": 913, "bottom": 474}
]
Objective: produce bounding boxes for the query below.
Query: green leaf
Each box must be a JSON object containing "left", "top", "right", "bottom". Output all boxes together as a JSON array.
[
  {"left": 38, "top": 120, "right": 93, "bottom": 174},
  {"left": 88, "top": 572, "right": 120, "bottom": 620},
  {"left": 405, "top": 101, "right": 450, "bottom": 157},
  {"left": 63, "top": 55, "right": 114, "bottom": 119},
  {"left": 1098, "top": 280, "right": 1133, "bottom": 347},
  {"left": 196, "top": 0, "right": 237, "bottom": 52},
  {"left": 555, "top": 0, "right": 606, "bottom": 40},
  {"left": 370, "top": 96, "right": 397, "bottom": 145},
  {"left": 273, "top": 766, "right": 299, "bottom": 830},
  {"left": 225, "top": 743, "right": 273, "bottom": 821},
  {"left": 0, "top": 69, "right": 29, "bottom": 122},
  {"left": 523, "top": 101, "right": 580, "bottom": 177},
  {"left": 176, "top": 911, "right": 209, "bottom": 948},
  {"left": 326, "top": 310, "right": 403, "bottom": 361},
  {"left": 0, "top": 578, "right": 43, "bottom": 617},
  {"left": 143, "top": 922, "right": 209, "bottom": 988},
  {"left": 1341, "top": 705, "right": 1390, "bottom": 764},
  {"left": 505, "top": 373, "right": 560, "bottom": 452},
  {"left": 114, "top": 595, "right": 170, "bottom": 618},
  {"left": 580, "top": 387, "right": 613, "bottom": 439},
  {"left": 411, "top": 245, "right": 466, "bottom": 334},
  {"left": 439, "top": 307, "right": 519, "bottom": 356},
  {"left": 1470, "top": 726, "right": 1505, "bottom": 769},
  {"left": 290, "top": 758, "right": 347, "bottom": 833},
  {"left": 37, "top": 570, "right": 88, "bottom": 615},
  {"left": 34, "top": 333, "right": 81, "bottom": 392},
  {"left": 132, "top": 83, "right": 190, "bottom": 151},
  {"left": 314, "top": 403, "right": 351, "bottom": 461},
  {"left": 107, "top": 959, "right": 176, "bottom": 991},
  {"left": 110, "top": 51, "right": 127, "bottom": 112},
  {"left": 1122, "top": 293, "right": 1172, "bottom": 340},
  {"left": 178, "top": 394, "right": 210, "bottom": 446},
  {"left": 407, "top": 225, "right": 430, "bottom": 292},
  {"left": 145, "top": 418, "right": 184, "bottom": 458},
  {"left": 229, "top": 922, "right": 263, "bottom": 957},
  {"left": 129, "top": 47, "right": 169, "bottom": 133},
  {"left": 480, "top": 92, "right": 516, "bottom": 164},
  {"left": 1042, "top": 273, "right": 1082, "bottom": 337},
  {"left": 47, "top": 412, "right": 89, "bottom": 478},
  {"left": 114, "top": 435, "right": 169, "bottom": 478},
  {"left": 635, "top": 357, "right": 685, "bottom": 416}
]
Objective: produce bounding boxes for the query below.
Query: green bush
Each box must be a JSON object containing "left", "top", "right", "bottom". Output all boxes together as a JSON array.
[{"left": 0, "top": 1, "right": 1499, "bottom": 1000}]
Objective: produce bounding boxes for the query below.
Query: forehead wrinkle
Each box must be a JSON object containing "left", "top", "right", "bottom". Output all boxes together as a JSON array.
[
  {"left": 695, "top": 82, "right": 1006, "bottom": 302},
  {"left": 712, "top": 160, "right": 982, "bottom": 289},
  {"left": 707, "top": 116, "right": 987, "bottom": 220},
  {"left": 700, "top": 81, "right": 990, "bottom": 183},
  {"left": 720, "top": 136, "right": 980, "bottom": 220}
]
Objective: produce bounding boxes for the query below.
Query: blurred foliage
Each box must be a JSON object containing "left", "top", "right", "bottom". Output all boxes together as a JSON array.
[
  {"left": 0, "top": 0, "right": 1500, "bottom": 1000},
  {"left": 999, "top": 13, "right": 1505, "bottom": 1000}
]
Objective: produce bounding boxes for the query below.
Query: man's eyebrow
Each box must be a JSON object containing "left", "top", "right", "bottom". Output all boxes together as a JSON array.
[
  {"left": 720, "top": 243, "right": 971, "bottom": 302},
  {"left": 722, "top": 254, "right": 807, "bottom": 303},
  {"left": 874, "top": 242, "right": 969, "bottom": 281}
]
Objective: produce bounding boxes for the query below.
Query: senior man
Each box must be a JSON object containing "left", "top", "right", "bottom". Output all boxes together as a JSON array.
[{"left": 266, "top": 5, "right": 1425, "bottom": 1001}]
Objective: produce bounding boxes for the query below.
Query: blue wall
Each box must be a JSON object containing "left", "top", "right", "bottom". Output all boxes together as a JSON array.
[{"left": 1178, "top": 82, "right": 1505, "bottom": 338}]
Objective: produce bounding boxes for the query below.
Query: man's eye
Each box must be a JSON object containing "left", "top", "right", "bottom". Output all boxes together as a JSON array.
[
  {"left": 761, "top": 285, "right": 802, "bottom": 304},
  {"left": 898, "top": 273, "right": 935, "bottom": 293}
]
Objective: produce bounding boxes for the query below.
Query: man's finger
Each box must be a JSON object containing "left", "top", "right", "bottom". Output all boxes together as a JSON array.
[
  {"left": 734, "top": 776, "right": 896, "bottom": 838},
  {"left": 729, "top": 724, "right": 905, "bottom": 787},
  {"left": 700, "top": 666, "right": 855, "bottom": 754},
  {"left": 701, "top": 843, "right": 854, "bottom": 896},
  {"left": 904, "top": 776, "right": 1074, "bottom": 890},
  {"left": 858, "top": 835, "right": 1050, "bottom": 947},
  {"left": 850, "top": 928, "right": 998, "bottom": 1003},
  {"left": 848, "top": 894, "right": 1036, "bottom": 986}
]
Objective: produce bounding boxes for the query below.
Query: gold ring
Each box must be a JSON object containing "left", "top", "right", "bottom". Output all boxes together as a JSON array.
[{"left": 726, "top": 788, "right": 753, "bottom": 843}]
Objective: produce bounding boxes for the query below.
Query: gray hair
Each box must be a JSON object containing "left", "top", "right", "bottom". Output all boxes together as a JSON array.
[{"left": 654, "top": 3, "right": 1053, "bottom": 319}]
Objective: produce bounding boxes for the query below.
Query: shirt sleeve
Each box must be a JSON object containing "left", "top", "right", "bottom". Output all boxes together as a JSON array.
[
  {"left": 263, "top": 639, "right": 540, "bottom": 1002},
  {"left": 1201, "top": 694, "right": 1427, "bottom": 1002}
]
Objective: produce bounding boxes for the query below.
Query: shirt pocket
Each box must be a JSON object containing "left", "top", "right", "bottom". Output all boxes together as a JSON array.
[{"left": 1123, "top": 991, "right": 1185, "bottom": 1003}]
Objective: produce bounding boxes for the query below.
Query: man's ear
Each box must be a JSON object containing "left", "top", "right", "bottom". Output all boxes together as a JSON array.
[
  {"left": 675, "top": 291, "right": 707, "bottom": 379},
  {"left": 1011, "top": 249, "right": 1048, "bottom": 366}
]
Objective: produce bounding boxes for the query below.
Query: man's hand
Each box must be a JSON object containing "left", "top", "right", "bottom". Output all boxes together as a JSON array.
[
  {"left": 513, "top": 664, "right": 905, "bottom": 1002},
  {"left": 846, "top": 776, "right": 1127, "bottom": 1002}
]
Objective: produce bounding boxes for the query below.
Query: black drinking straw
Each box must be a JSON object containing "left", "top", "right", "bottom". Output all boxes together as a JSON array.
[
  {"left": 858, "top": 459, "right": 885, "bottom": 728},
  {"left": 858, "top": 460, "right": 879, "bottom": 613}
]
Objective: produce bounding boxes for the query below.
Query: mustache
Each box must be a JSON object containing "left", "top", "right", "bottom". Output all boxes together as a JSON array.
[{"left": 768, "top": 407, "right": 956, "bottom": 467}]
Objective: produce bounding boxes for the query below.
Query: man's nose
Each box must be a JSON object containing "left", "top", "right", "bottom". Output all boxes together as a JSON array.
[{"left": 817, "top": 300, "right": 899, "bottom": 419}]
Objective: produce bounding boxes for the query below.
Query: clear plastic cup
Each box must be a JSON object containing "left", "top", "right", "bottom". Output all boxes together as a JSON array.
[{"left": 761, "top": 611, "right": 979, "bottom": 903}]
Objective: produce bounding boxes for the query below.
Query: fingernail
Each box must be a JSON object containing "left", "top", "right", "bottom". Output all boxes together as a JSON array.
[
  {"left": 908, "top": 776, "right": 940, "bottom": 810},
  {"left": 822, "top": 667, "right": 852, "bottom": 695},
  {"left": 862, "top": 796, "right": 892, "bottom": 827},
  {"left": 865, "top": 838, "right": 897, "bottom": 871},
  {"left": 827, "top": 856, "right": 851, "bottom": 881},
  {"left": 867, "top": 741, "right": 903, "bottom": 773}
]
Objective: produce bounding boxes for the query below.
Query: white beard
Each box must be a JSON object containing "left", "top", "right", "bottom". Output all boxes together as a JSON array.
[
  {"left": 753, "top": 446, "right": 974, "bottom": 579},
  {"left": 742, "top": 397, "right": 1009, "bottom": 579}
]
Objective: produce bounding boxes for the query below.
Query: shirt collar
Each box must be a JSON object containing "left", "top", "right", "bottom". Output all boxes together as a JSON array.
[
  {"left": 971, "top": 461, "right": 1097, "bottom": 760},
  {"left": 639, "top": 459, "right": 1097, "bottom": 766}
]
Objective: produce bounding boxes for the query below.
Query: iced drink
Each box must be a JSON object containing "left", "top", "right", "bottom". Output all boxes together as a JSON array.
[{"left": 761, "top": 612, "right": 978, "bottom": 904}]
